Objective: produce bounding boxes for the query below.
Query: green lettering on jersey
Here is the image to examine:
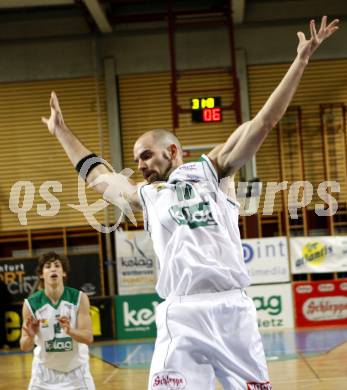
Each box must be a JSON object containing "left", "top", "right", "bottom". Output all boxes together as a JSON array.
[
  {"left": 176, "top": 182, "right": 195, "bottom": 201},
  {"left": 54, "top": 322, "right": 62, "bottom": 334},
  {"left": 45, "top": 337, "right": 73, "bottom": 352},
  {"left": 169, "top": 201, "right": 217, "bottom": 228}
]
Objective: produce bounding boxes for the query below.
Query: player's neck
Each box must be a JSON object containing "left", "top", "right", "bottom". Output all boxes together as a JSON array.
[
  {"left": 164, "top": 159, "right": 183, "bottom": 180},
  {"left": 44, "top": 284, "right": 64, "bottom": 304}
]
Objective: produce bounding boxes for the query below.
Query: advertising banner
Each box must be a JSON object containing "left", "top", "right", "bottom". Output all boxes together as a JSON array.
[
  {"left": 115, "top": 229, "right": 158, "bottom": 295},
  {"left": 4, "top": 296, "right": 113, "bottom": 347},
  {"left": 242, "top": 237, "right": 290, "bottom": 284},
  {"left": 294, "top": 279, "right": 347, "bottom": 327},
  {"left": 246, "top": 283, "right": 294, "bottom": 329},
  {"left": 89, "top": 296, "right": 114, "bottom": 340},
  {"left": 290, "top": 236, "right": 347, "bottom": 274},
  {"left": 114, "top": 293, "right": 163, "bottom": 339},
  {"left": 0, "top": 253, "right": 102, "bottom": 302},
  {"left": 4, "top": 303, "right": 22, "bottom": 348}
]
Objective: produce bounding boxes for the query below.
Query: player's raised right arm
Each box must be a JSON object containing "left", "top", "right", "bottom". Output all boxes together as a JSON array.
[
  {"left": 20, "top": 303, "right": 38, "bottom": 352},
  {"left": 42, "top": 92, "right": 141, "bottom": 209}
]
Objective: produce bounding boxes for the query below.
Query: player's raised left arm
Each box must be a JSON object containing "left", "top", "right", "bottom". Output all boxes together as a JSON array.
[{"left": 208, "top": 16, "right": 339, "bottom": 177}]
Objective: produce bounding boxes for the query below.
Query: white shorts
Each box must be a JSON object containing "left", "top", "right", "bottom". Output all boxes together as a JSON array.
[
  {"left": 148, "top": 289, "right": 272, "bottom": 390},
  {"left": 28, "top": 359, "right": 95, "bottom": 390}
]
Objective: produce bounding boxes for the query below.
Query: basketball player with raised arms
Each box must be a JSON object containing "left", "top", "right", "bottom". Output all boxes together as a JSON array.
[
  {"left": 42, "top": 17, "right": 338, "bottom": 390},
  {"left": 20, "top": 252, "right": 95, "bottom": 390}
]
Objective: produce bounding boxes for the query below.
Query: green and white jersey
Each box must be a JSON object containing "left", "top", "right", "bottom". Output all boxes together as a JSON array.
[
  {"left": 25, "top": 286, "right": 89, "bottom": 372},
  {"left": 138, "top": 154, "right": 251, "bottom": 299}
]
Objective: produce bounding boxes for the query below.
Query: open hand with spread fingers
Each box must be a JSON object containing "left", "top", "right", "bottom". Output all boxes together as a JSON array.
[
  {"left": 297, "top": 16, "right": 339, "bottom": 62},
  {"left": 41, "top": 91, "right": 66, "bottom": 136}
]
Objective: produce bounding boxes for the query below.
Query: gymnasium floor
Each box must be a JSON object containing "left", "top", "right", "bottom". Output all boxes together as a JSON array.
[{"left": 1, "top": 327, "right": 347, "bottom": 389}]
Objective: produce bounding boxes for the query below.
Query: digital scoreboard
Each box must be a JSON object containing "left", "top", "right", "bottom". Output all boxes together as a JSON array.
[{"left": 191, "top": 97, "right": 222, "bottom": 123}]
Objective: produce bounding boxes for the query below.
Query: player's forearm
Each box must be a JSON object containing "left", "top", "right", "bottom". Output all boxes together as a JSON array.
[
  {"left": 67, "top": 328, "right": 93, "bottom": 345},
  {"left": 54, "top": 125, "right": 110, "bottom": 191},
  {"left": 54, "top": 124, "right": 93, "bottom": 167},
  {"left": 254, "top": 54, "right": 307, "bottom": 132},
  {"left": 20, "top": 333, "right": 35, "bottom": 351},
  {"left": 215, "top": 56, "right": 308, "bottom": 174}
]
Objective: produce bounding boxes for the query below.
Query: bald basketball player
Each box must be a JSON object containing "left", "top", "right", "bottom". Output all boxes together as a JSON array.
[{"left": 42, "top": 17, "right": 338, "bottom": 390}]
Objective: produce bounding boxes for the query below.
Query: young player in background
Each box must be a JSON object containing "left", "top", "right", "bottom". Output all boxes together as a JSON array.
[{"left": 20, "top": 251, "right": 95, "bottom": 390}]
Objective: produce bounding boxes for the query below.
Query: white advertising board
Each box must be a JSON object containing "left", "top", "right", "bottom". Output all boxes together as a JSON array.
[
  {"left": 115, "top": 229, "right": 158, "bottom": 295},
  {"left": 242, "top": 237, "right": 290, "bottom": 284},
  {"left": 290, "top": 236, "right": 347, "bottom": 274},
  {"left": 246, "top": 283, "right": 294, "bottom": 330}
]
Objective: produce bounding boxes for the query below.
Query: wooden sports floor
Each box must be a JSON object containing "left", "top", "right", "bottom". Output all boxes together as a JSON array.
[{"left": 1, "top": 328, "right": 347, "bottom": 389}]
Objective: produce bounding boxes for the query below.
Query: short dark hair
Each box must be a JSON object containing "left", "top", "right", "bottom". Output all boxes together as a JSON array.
[{"left": 36, "top": 251, "right": 70, "bottom": 287}]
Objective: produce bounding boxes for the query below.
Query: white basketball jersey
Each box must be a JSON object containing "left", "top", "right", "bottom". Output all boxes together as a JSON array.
[
  {"left": 25, "top": 287, "right": 89, "bottom": 372},
  {"left": 138, "top": 154, "right": 250, "bottom": 298}
]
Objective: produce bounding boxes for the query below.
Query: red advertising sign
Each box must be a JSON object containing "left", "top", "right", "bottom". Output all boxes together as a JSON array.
[{"left": 294, "top": 279, "right": 347, "bottom": 327}]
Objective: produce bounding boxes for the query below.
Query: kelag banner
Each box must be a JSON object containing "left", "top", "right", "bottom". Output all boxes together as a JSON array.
[
  {"left": 290, "top": 236, "right": 347, "bottom": 273},
  {"left": 115, "top": 230, "right": 158, "bottom": 295},
  {"left": 4, "top": 296, "right": 113, "bottom": 347},
  {"left": 294, "top": 280, "right": 347, "bottom": 327},
  {"left": 0, "top": 253, "right": 102, "bottom": 302},
  {"left": 114, "top": 293, "right": 163, "bottom": 339},
  {"left": 246, "top": 283, "right": 294, "bottom": 329},
  {"left": 114, "top": 287, "right": 294, "bottom": 339},
  {"left": 242, "top": 237, "right": 290, "bottom": 284}
]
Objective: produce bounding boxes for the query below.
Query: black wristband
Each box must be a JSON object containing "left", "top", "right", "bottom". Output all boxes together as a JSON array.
[{"left": 75, "top": 153, "right": 103, "bottom": 180}]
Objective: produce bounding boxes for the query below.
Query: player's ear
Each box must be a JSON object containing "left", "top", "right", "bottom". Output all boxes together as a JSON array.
[{"left": 168, "top": 144, "right": 178, "bottom": 159}]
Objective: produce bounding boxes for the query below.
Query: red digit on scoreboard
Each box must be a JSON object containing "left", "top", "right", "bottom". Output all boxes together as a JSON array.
[
  {"left": 212, "top": 108, "right": 221, "bottom": 121},
  {"left": 203, "top": 108, "right": 221, "bottom": 122},
  {"left": 203, "top": 108, "right": 212, "bottom": 122}
]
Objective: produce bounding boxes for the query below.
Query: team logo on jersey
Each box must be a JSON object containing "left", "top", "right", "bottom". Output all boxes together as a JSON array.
[
  {"left": 154, "top": 183, "right": 167, "bottom": 192},
  {"left": 151, "top": 370, "right": 186, "bottom": 389},
  {"left": 169, "top": 201, "right": 217, "bottom": 229},
  {"left": 40, "top": 319, "right": 49, "bottom": 328},
  {"left": 247, "top": 381, "right": 272, "bottom": 390},
  {"left": 45, "top": 337, "right": 73, "bottom": 352}
]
